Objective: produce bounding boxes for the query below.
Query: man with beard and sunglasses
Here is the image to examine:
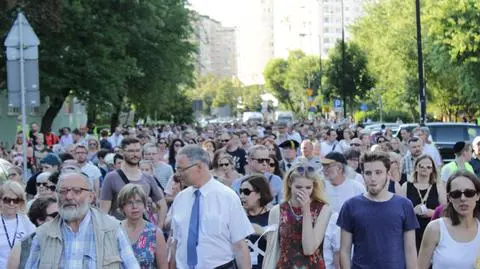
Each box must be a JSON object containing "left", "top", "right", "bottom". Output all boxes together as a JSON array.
[
  {"left": 100, "top": 138, "right": 168, "bottom": 228},
  {"left": 25, "top": 172, "right": 140, "bottom": 268},
  {"left": 337, "top": 151, "right": 419, "bottom": 269}
]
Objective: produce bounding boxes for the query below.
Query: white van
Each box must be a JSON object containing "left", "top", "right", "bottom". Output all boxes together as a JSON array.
[{"left": 242, "top": 112, "right": 264, "bottom": 124}]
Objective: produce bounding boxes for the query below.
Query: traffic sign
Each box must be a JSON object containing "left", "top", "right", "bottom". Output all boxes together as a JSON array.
[
  {"left": 360, "top": 103, "right": 368, "bottom": 111},
  {"left": 334, "top": 99, "right": 342, "bottom": 108}
]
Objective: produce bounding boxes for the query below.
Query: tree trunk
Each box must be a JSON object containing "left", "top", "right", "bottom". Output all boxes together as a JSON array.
[
  {"left": 86, "top": 104, "right": 97, "bottom": 128},
  {"left": 110, "top": 104, "right": 121, "bottom": 133},
  {"left": 40, "top": 91, "right": 69, "bottom": 133}
]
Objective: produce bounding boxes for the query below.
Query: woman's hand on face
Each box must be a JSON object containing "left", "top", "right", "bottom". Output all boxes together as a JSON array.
[{"left": 296, "top": 190, "right": 311, "bottom": 213}]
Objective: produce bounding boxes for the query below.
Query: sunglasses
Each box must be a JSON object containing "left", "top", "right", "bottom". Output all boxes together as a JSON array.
[
  {"left": 269, "top": 162, "right": 275, "bottom": 167},
  {"left": 46, "top": 211, "right": 59, "bottom": 218},
  {"left": 219, "top": 163, "right": 230, "bottom": 168},
  {"left": 37, "top": 182, "right": 56, "bottom": 191},
  {"left": 252, "top": 158, "right": 270, "bottom": 164},
  {"left": 449, "top": 189, "right": 477, "bottom": 199},
  {"left": 221, "top": 139, "right": 230, "bottom": 143},
  {"left": 350, "top": 143, "right": 361, "bottom": 147},
  {"left": 294, "top": 166, "right": 315, "bottom": 175},
  {"left": 2, "top": 197, "right": 23, "bottom": 204},
  {"left": 239, "top": 188, "right": 255, "bottom": 196}
]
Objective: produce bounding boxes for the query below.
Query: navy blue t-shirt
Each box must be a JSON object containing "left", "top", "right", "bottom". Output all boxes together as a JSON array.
[{"left": 337, "top": 194, "right": 419, "bottom": 269}]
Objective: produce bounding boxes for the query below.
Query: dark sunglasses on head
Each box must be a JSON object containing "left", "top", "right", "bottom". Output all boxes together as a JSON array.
[
  {"left": 46, "top": 211, "right": 59, "bottom": 218},
  {"left": 2, "top": 197, "right": 23, "bottom": 204},
  {"left": 219, "top": 163, "right": 230, "bottom": 168},
  {"left": 239, "top": 188, "right": 255, "bottom": 196},
  {"left": 449, "top": 189, "right": 477, "bottom": 199}
]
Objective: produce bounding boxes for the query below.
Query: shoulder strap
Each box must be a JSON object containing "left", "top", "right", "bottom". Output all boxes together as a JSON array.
[{"left": 116, "top": 169, "right": 130, "bottom": 185}]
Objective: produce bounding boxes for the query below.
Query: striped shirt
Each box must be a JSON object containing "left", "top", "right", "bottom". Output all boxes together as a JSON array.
[{"left": 25, "top": 210, "right": 140, "bottom": 269}]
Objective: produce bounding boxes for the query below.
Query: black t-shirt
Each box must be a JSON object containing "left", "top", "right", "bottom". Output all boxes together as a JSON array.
[
  {"left": 247, "top": 211, "right": 269, "bottom": 269},
  {"left": 227, "top": 147, "right": 247, "bottom": 174}
]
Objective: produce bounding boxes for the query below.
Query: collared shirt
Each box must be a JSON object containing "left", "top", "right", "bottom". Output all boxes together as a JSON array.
[
  {"left": 25, "top": 210, "right": 140, "bottom": 269},
  {"left": 402, "top": 152, "right": 415, "bottom": 176},
  {"left": 171, "top": 178, "right": 254, "bottom": 269}
]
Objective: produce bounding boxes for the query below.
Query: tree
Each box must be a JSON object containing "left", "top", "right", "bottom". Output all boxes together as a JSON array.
[
  {"left": 324, "top": 41, "right": 375, "bottom": 114},
  {"left": 263, "top": 58, "right": 295, "bottom": 112}
]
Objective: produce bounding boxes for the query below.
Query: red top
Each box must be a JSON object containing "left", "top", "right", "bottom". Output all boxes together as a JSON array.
[{"left": 276, "top": 201, "right": 326, "bottom": 269}]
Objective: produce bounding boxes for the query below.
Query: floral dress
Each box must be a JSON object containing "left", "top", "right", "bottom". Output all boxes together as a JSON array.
[
  {"left": 131, "top": 222, "right": 157, "bottom": 269},
  {"left": 276, "top": 201, "right": 326, "bottom": 269}
]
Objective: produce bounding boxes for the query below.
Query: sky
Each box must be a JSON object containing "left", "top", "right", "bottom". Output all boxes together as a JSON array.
[{"left": 188, "top": 0, "right": 242, "bottom": 27}]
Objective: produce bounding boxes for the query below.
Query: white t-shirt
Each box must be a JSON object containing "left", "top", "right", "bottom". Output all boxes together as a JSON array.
[
  {"left": 171, "top": 178, "right": 254, "bottom": 269},
  {"left": 81, "top": 162, "right": 102, "bottom": 184},
  {"left": 0, "top": 214, "right": 36, "bottom": 268},
  {"left": 354, "top": 172, "right": 365, "bottom": 186},
  {"left": 324, "top": 212, "right": 340, "bottom": 269},
  {"left": 324, "top": 178, "right": 366, "bottom": 213}
]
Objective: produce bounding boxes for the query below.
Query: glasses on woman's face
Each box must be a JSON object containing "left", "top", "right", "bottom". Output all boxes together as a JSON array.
[
  {"left": 417, "top": 164, "right": 433, "bottom": 170},
  {"left": 46, "top": 211, "right": 59, "bottom": 219},
  {"left": 449, "top": 189, "right": 477, "bottom": 199},
  {"left": 239, "top": 188, "right": 255, "bottom": 196},
  {"left": 125, "top": 199, "right": 145, "bottom": 208},
  {"left": 2, "top": 197, "right": 23, "bottom": 205},
  {"left": 219, "top": 163, "right": 230, "bottom": 168},
  {"left": 37, "top": 182, "right": 56, "bottom": 191}
]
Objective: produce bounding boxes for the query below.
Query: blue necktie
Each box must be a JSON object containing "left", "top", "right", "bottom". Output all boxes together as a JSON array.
[{"left": 187, "top": 190, "right": 201, "bottom": 268}]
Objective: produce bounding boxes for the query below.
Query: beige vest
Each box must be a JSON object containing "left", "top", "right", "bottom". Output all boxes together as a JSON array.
[{"left": 35, "top": 208, "right": 122, "bottom": 269}]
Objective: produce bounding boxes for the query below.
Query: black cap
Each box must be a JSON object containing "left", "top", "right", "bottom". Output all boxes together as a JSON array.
[
  {"left": 278, "top": 139, "right": 299, "bottom": 150},
  {"left": 453, "top": 141, "right": 467, "bottom": 154},
  {"left": 321, "top": 152, "right": 347, "bottom": 165}
]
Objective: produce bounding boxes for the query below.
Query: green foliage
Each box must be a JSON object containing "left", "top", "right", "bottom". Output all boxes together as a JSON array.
[
  {"left": 264, "top": 51, "right": 322, "bottom": 113},
  {"left": 324, "top": 41, "right": 375, "bottom": 113}
]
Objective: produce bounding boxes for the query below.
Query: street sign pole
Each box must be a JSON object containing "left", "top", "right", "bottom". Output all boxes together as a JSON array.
[{"left": 19, "top": 13, "right": 28, "bottom": 182}]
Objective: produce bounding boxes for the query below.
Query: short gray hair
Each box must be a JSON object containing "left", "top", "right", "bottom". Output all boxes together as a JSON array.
[
  {"left": 57, "top": 172, "right": 94, "bottom": 190},
  {"left": 177, "top": 145, "right": 211, "bottom": 167}
]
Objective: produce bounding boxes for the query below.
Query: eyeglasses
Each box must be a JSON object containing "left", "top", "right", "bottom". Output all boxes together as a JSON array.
[
  {"left": 36, "top": 182, "right": 56, "bottom": 191},
  {"left": 176, "top": 163, "right": 197, "bottom": 173},
  {"left": 252, "top": 158, "right": 270, "bottom": 164},
  {"left": 46, "top": 211, "right": 58, "bottom": 218},
  {"left": 57, "top": 187, "right": 92, "bottom": 196},
  {"left": 2, "top": 197, "right": 23, "bottom": 204},
  {"left": 239, "top": 188, "right": 255, "bottom": 196},
  {"left": 350, "top": 143, "right": 361, "bottom": 147},
  {"left": 449, "top": 189, "right": 477, "bottom": 199},
  {"left": 219, "top": 163, "right": 230, "bottom": 168},
  {"left": 221, "top": 139, "right": 230, "bottom": 143},
  {"left": 125, "top": 199, "right": 144, "bottom": 207}
]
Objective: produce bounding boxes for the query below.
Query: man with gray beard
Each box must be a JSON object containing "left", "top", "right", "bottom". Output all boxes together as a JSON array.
[{"left": 25, "top": 172, "right": 140, "bottom": 268}]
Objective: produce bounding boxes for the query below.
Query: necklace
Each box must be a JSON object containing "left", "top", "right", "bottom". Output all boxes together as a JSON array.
[
  {"left": 1, "top": 214, "right": 18, "bottom": 249},
  {"left": 288, "top": 202, "right": 303, "bottom": 221}
]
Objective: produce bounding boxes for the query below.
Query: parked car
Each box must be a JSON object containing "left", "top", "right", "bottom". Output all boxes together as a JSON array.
[{"left": 395, "top": 122, "right": 480, "bottom": 163}]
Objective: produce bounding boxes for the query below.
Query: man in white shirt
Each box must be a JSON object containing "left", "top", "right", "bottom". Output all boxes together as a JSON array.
[
  {"left": 170, "top": 145, "right": 253, "bottom": 269},
  {"left": 413, "top": 127, "right": 442, "bottom": 167},
  {"left": 321, "top": 129, "right": 342, "bottom": 156},
  {"left": 321, "top": 152, "right": 366, "bottom": 213},
  {"left": 109, "top": 126, "right": 124, "bottom": 148},
  {"left": 73, "top": 144, "right": 102, "bottom": 200}
]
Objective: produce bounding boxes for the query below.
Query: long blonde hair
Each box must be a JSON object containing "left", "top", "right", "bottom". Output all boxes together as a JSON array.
[{"left": 283, "top": 163, "right": 328, "bottom": 204}]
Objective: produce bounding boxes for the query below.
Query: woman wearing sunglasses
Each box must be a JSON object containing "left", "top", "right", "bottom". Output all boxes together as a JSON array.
[
  {"left": 7, "top": 196, "right": 58, "bottom": 269},
  {"left": 0, "top": 181, "right": 35, "bottom": 269},
  {"left": 264, "top": 163, "right": 331, "bottom": 268},
  {"left": 399, "top": 155, "right": 447, "bottom": 251},
  {"left": 26, "top": 172, "right": 58, "bottom": 210},
  {"left": 212, "top": 151, "right": 241, "bottom": 188},
  {"left": 240, "top": 174, "right": 273, "bottom": 269},
  {"left": 418, "top": 171, "right": 480, "bottom": 269},
  {"left": 168, "top": 139, "right": 185, "bottom": 172}
]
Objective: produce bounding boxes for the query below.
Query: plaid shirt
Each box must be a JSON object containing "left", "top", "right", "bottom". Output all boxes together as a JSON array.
[{"left": 25, "top": 210, "right": 139, "bottom": 269}]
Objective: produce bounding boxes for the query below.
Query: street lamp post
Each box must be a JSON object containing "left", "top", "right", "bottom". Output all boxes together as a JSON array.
[{"left": 415, "top": 0, "right": 427, "bottom": 125}]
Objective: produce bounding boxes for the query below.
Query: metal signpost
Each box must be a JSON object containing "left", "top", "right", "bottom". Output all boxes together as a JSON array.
[{"left": 4, "top": 12, "right": 40, "bottom": 182}]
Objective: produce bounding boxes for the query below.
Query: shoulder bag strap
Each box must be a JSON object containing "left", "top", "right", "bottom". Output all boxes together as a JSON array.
[{"left": 116, "top": 169, "right": 130, "bottom": 185}]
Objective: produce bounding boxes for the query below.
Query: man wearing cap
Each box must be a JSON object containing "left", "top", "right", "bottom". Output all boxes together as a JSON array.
[
  {"left": 278, "top": 139, "right": 299, "bottom": 173},
  {"left": 322, "top": 152, "right": 366, "bottom": 213},
  {"left": 469, "top": 136, "right": 480, "bottom": 177},
  {"left": 294, "top": 140, "right": 322, "bottom": 172},
  {"left": 440, "top": 141, "right": 474, "bottom": 182},
  {"left": 26, "top": 153, "right": 62, "bottom": 199}
]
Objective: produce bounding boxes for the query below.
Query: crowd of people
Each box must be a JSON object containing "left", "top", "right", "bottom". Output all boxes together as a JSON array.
[{"left": 0, "top": 119, "right": 479, "bottom": 269}]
